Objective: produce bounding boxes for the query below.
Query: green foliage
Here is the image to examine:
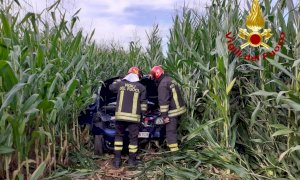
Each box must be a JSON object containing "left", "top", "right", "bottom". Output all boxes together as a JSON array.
[
  {"left": 0, "top": 1, "right": 146, "bottom": 179},
  {"left": 1, "top": 0, "right": 300, "bottom": 179},
  {"left": 141, "top": 0, "right": 300, "bottom": 179}
]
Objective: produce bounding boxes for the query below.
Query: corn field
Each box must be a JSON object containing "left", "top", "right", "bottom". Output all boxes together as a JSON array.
[{"left": 0, "top": 0, "right": 300, "bottom": 179}]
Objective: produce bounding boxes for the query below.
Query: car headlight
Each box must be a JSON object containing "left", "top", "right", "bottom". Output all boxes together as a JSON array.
[{"left": 155, "top": 117, "right": 164, "bottom": 125}]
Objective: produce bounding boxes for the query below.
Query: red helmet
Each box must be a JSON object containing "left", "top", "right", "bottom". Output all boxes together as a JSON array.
[
  {"left": 128, "top": 66, "right": 140, "bottom": 75},
  {"left": 150, "top": 66, "right": 164, "bottom": 79}
]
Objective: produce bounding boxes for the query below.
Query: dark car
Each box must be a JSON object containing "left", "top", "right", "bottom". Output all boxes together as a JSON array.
[{"left": 78, "top": 76, "right": 166, "bottom": 155}]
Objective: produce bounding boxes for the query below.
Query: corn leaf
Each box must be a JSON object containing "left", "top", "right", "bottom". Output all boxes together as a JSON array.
[
  {"left": 0, "top": 146, "right": 15, "bottom": 154},
  {"left": 272, "top": 129, "right": 294, "bottom": 137},
  {"left": 0, "top": 83, "right": 26, "bottom": 111},
  {"left": 0, "top": 60, "right": 18, "bottom": 91},
  {"left": 226, "top": 78, "right": 236, "bottom": 95},
  {"left": 30, "top": 162, "right": 46, "bottom": 180}
]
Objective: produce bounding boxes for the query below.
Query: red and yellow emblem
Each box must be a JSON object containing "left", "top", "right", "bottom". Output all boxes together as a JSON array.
[{"left": 238, "top": 0, "right": 272, "bottom": 49}]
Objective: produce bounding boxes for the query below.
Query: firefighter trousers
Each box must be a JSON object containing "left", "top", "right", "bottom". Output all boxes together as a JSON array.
[
  {"left": 166, "top": 117, "right": 179, "bottom": 151},
  {"left": 114, "top": 121, "right": 139, "bottom": 155}
]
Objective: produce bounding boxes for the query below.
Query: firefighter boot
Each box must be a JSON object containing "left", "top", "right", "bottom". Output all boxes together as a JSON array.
[
  {"left": 128, "top": 153, "right": 137, "bottom": 167},
  {"left": 112, "top": 151, "right": 122, "bottom": 168}
]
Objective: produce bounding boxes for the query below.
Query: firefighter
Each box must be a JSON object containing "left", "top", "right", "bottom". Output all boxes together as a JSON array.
[
  {"left": 109, "top": 67, "right": 147, "bottom": 168},
  {"left": 150, "top": 66, "right": 186, "bottom": 152}
]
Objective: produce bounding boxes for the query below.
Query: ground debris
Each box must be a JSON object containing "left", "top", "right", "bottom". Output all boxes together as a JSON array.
[{"left": 76, "top": 152, "right": 160, "bottom": 180}]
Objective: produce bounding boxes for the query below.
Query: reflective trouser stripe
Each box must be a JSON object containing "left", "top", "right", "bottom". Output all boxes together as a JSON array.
[
  {"left": 115, "top": 141, "right": 123, "bottom": 146},
  {"left": 129, "top": 144, "right": 138, "bottom": 153},
  {"left": 114, "top": 146, "right": 122, "bottom": 151},
  {"left": 118, "top": 90, "right": 124, "bottom": 112},
  {"left": 168, "top": 143, "right": 178, "bottom": 148},
  {"left": 129, "top": 145, "right": 138, "bottom": 149},
  {"left": 171, "top": 87, "right": 180, "bottom": 109},
  {"left": 168, "top": 143, "right": 179, "bottom": 152},
  {"left": 115, "top": 141, "right": 123, "bottom": 151},
  {"left": 170, "top": 147, "right": 179, "bottom": 152},
  {"left": 129, "top": 148, "right": 138, "bottom": 153}
]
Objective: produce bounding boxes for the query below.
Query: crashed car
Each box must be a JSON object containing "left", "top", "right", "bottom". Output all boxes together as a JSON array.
[{"left": 78, "top": 76, "right": 166, "bottom": 155}]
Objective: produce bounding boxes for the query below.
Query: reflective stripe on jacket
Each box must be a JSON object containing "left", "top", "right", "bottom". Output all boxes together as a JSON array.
[
  {"left": 109, "top": 79, "right": 147, "bottom": 122},
  {"left": 158, "top": 76, "right": 186, "bottom": 117}
]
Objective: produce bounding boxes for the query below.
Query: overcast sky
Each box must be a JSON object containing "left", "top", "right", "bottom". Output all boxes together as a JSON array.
[
  {"left": 20, "top": 0, "right": 211, "bottom": 51},
  {"left": 19, "top": 0, "right": 299, "bottom": 51}
]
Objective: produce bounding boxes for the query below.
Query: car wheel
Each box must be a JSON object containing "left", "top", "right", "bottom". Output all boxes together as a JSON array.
[{"left": 94, "top": 135, "right": 104, "bottom": 155}]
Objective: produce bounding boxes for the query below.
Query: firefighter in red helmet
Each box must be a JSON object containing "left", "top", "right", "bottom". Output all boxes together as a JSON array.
[
  {"left": 109, "top": 66, "right": 147, "bottom": 168},
  {"left": 128, "top": 67, "right": 140, "bottom": 76},
  {"left": 150, "top": 66, "right": 186, "bottom": 152}
]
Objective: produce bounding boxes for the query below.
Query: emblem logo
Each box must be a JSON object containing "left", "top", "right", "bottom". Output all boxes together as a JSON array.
[
  {"left": 238, "top": 0, "right": 272, "bottom": 49},
  {"left": 225, "top": 0, "right": 286, "bottom": 61}
]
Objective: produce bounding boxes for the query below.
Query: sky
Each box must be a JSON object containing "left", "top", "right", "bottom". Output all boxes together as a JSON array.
[
  {"left": 19, "top": 0, "right": 211, "bottom": 51},
  {"left": 18, "top": 0, "right": 299, "bottom": 52}
]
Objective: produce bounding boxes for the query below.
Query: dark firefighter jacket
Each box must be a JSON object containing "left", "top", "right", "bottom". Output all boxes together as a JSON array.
[
  {"left": 109, "top": 79, "right": 147, "bottom": 122},
  {"left": 157, "top": 75, "right": 186, "bottom": 118}
]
